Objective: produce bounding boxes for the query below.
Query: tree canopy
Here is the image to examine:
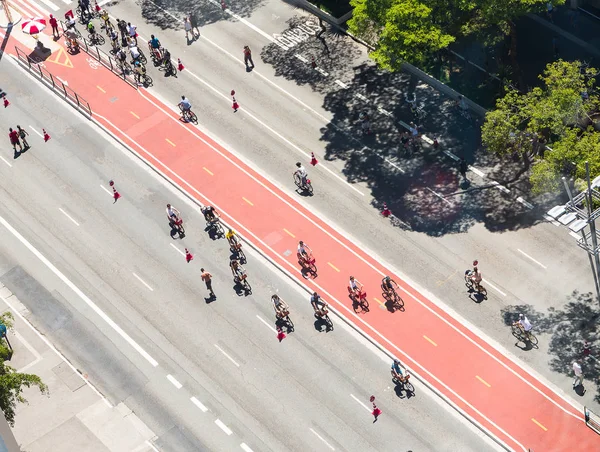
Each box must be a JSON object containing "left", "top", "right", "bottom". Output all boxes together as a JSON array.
[
  {"left": 348, "top": 0, "right": 563, "bottom": 68},
  {"left": 481, "top": 60, "right": 600, "bottom": 194}
]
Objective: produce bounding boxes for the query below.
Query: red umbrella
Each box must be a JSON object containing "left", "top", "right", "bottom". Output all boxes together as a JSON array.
[{"left": 21, "top": 18, "right": 47, "bottom": 35}]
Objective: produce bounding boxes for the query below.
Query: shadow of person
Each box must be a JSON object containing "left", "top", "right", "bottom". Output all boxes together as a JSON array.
[{"left": 574, "top": 384, "right": 586, "bottom": 396}]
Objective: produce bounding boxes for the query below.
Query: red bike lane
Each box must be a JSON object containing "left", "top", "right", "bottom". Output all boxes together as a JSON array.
[{"left": 10, "top": 38, "right": 600, "bottom": 451}]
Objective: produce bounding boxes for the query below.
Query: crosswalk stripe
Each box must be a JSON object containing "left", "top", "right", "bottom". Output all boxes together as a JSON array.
[
  {"left": 36, "top": 0, "right": 60, "bottom": 12},
  {"left": 10, "top": 0, "right": 49, "bottom": 18},
  {"left": 9, "top": 0, "right": 40, "bottom": 19}
]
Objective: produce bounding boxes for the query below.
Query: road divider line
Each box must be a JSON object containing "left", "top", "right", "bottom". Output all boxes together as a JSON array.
[
  {"left": 309, "top": 428, "right": 335, "bottom": 451},
  {"left": 334, "top": 80, "right": 348, "bottom": 89},
  {"left": 132, "top": 273, "right": 154, "bottom": 291},
  {"left": 100, "top": 184, "right": 112, "bottom": 196},
  {"left": 166, "top": 374, "right": 182, "bottom": 389},
  {"left": 96, "top": 85, "right": 106, "bottom": 93},
  {"left": 169, "top": 243, "right": 185, "bottom": 256},
  {"left": 476, "top": 375, "right": 491, "bottom": 388},
  {"left": 214, "top": 344, "right": 240, "bottom": 367},
  {"left": 214, "top": 419, "right": 233, "bottom": 435},
  {"left": 384, "top": 158, "right": 405, "bottom": 173},
  {"left": 242, "top": 197, "right": 254, "bottom": 206},
  {"left": 165, "top": 138, "right": 176, "bottom": 147},
  {"left": 190, "top": 396, "right": 209, "bottom": 412},
  {"left": 58, "top": 208, "right": 80, "bottom": 226},
  {"left": 531, "top": 418, "right": 547, "bottom": 431},
  {"left": 130, "top": 111, "right": 140, "bottom": 119},
  {"left": 203, "top": 167, "right": 214, "bottom": 176},
  {"left": 240, "top": 443, "right": 254, "bottom": 452},
  {"left": 373, "top": 297, "right": 385, "bottom": 306},
  {"left": 327, "top": 262, "right": 340, "bottom": 272},
  {"left": 294, "top": 54, "right": 308, "bottom": 63},
  {"left": 423, "top": 335, "right": 438, "bottom": 347},
  {"left": 482, "top": 279, "right": 506, "bottom": 297},
  {"left": 0, "top": 156, "right": 13, "bottom": 167},
  {"left": 0, "top": 214, "right": 159, "bottom": 367},
  {"left": 517, "top": 249, "right": 547, "bottom": 269},
  {"left": 29, "top": 126, "right": 43, "bottom": 138},
  {"left": 283, "top": 228, "right": 295, "bottom": 238},
  {"left": 256, "top": 315, "right": 277, "bottom": 333},
  {"left": 349, "top": 394, "right": 371, "bottom": 412},
  {"left": 426, "top": 187, "right": 453, "bottom": 206}
]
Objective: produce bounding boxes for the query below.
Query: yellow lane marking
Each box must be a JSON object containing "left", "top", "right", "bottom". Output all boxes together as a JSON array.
[
  {"left": 374, "top": 297, "right": 385, "bottom": 306},
  {"left": 327, "top": 262, "right": 340, "bottom": 272},
  {"left": 423, "top": 335, "right": 438, "bottom": 347},
  {"left": 475, "top": 376, "right": 491, "bottom": 388},
  {"left": 97, "top": 86, "right": 106, "bottom": 93},
  {"left": 531, "top": 418, "right": 547, "bottom": 431},
  {"left": 165, "top": 138, "right": 176, "bottom": 147},
  {"left": 130, "top": 111, "right": 140, "bottom": 119},
  {"left": 203, "top": 167, "right": 214, "bottom": 176},
  {"left": 283, "top": 228, "right": 295, "bottom": 238},
  {"left": 242, "top": 197, "right": 254, "bottom": 206}
]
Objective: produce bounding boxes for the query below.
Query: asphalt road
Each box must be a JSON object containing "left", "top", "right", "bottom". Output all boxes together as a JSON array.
[{"left": 0, "top": 56, "right": 500, "bottom": 451}]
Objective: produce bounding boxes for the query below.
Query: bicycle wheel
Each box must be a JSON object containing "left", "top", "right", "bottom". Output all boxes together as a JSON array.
[
  {"left": 308, "top": 261, "right": 317, "bottom": 275},
  {"left": 237, "top": 247, "right": 247, "bottom": 264},
  {"left": 404, "top": 381, "right": 415, "bottom": 393},
  {"left": 143, "top": 74, "right": 153, "bottom": 86},
  {"left": 243, "top": 279, "right": 252, "bottom": 292},
  {"left": 285, "top": 316, "right": 294, "bottom": 331},
  {"left": 305, "top": 181, "right": 314, "bottom": 195},
  {"left": 527, "top": 332, "right": 538, "bottom": 345},
  {"left": 188, "top": 111, "right": 198, "bottom": 124},
  {"left": 394, "top": 291, "right": 405, "bottom": 311},
  {"left": 293, "top": 174, "right": 302, "bottom": 188},
  {"left": 511, "top": 325, "right": 524, "bottom": 340}
]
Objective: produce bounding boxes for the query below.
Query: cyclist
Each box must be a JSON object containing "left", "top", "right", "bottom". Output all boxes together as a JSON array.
[
  {"left": 310, "top": 292, "right": 327, "bottom": 317},
  {"left": 297, "top": 240, "right": 312, "bottom": 263},
  {"left": 469, "top": 263, "right": 483, "bottom": 291},
  {"left": 133, "top": 60, "right": 146, "bottom": 84},
  {"left": 148, "top": 34, "right": 162, "bottom": 60},
  {"left": 272, "top": 294, "right": 289, "bottom": 319},
  {"left": 100, "top": 9, "right": 111, "bottom": 29},
  {"left": 201, "top": 205, "right": 220, "bottom": 224},
  {"left": 513, "top": 314, "right": 533, "bottom": 339},
  {"left": 382, "top": 276, "right": 399, "bottom": 298},
  {"left": 116, "top": 47, "right": 127, "bottom": 66},
  {"left": 230, "top": 258, "right": 247, "bottom": 282},
  {"left": 294, "top": 162, "right": 308, "bottom": 188},
  {"left": 162, "top": 48, "right": 172, "bottom": 70},
  {"left": 87, "top": 21, "right": 96, "bottom": 35},
  {"left": 391, "top": 359, "right": 406, "bottom": 382},
  {"left": 348, "top": 276, "right": 363, "bottom": 299},
  {"left": 109, "top": 28, "right": 119, "bottom": 50},
  {"left": 129, "top": 45, "right": 141, "bottom": 63},
  {"left": 178, "top": 95, "right": 192, "bottom": 120},
  {"left": 226, "top": 228, "right": 241, "bottom": 251}
]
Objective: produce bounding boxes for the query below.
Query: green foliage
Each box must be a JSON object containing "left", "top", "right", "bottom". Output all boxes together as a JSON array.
[
  {"left": 0, "top": 312, "right": 48, "bottom": 427},
  {"left": 347, "top": 0, "right": 562, "bottom": 67},
  {"left": 482, "top": 60, "right": 600, "bottom": 194}
]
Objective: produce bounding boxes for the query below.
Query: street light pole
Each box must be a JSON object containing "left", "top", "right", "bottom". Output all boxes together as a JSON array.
[{"left": 585, "top": 162, "right": 600, "bottom": 302}]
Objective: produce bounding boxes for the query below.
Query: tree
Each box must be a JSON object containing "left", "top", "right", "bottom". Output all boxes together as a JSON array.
[
  {"left": 482, "top": 60, "right": 600, "bottom": 194},
  {"left": 0, "top": 312, "right": 48, "bottom": 427},
  {"left": 347, "top": 0, "right": 563, "bottom": 71}
]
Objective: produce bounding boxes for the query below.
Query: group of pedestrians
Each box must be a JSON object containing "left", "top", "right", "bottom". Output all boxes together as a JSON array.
[{"left": 8, "top": 126, "right": 30, "bottom": 154}]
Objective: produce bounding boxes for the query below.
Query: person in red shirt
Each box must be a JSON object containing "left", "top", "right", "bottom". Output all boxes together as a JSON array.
[
  {"left": 243, "top": 45, "right": 254, "bottom": 68},
  {"left": 8, "top": 128, "right": 22, "bottom": 152},
  {"left": 49, "top": 14, "right": 59, "bottom": 39}
]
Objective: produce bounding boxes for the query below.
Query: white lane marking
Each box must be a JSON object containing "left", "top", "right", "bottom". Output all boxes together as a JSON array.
[
  {"left": 37, "top": 0, "right": 60, "bottom": 12},
  {"left": 214, "top": 344, "right": 240, "bottom": 367},
  {"left": 517, "top": 249, "right": 547, "bottom": 269},
  {"left": 166, "top": 374, "right": 182, "bottom": 389},
  {"left": 421, "top": 134, "right": 434, "bottom": 145},
  {"left": 12, "top": 0, "right": 49, "bottom": 18},
  {"left": 133, "top": 56, "right": 365, "bottom": 197},
  {"left": 349, "top": 394, "right": 371, "bottom": 412},
  {"left": 443, "top": 150, "right": 459, "bottom": 161},
  {"left": 90, "top": 112, "right": 575, "bottom": 434},
  {"left": 469, "top": 166, "right": 485, "bottom": 178},
  {"left": 214, "top": 419, "right": 233, "bottom": 436},
  {"left": 517, "top": 197, "right": 534, "bottom": 209},
  {"left": 0, "top": 156, "right": 13, "bottom": 167},
  {"left": 144, "top": 440, "right": 160, "bottom": 452},
  {"left": 426, "top": 187, "right": 453, "bottom": 206},
  {"left": 29, "top": 126, "right": 43, "bottom": 138},
  {"left": 15, "top": 331, "right": 43, "bottom": 372},
  {"left": 377, "top": 106, "right": 393, "bottom": 117},
  {"left": 58, "top": 207, "right": 80, "bottom": 226},
  {"left": 490, "top": 181, "right": 510, "bottom": 193},
  {"left": 240, "top": 443, "right": 254, "bottom": 452},
  {"left": 316, "top": 67, "right": 329, "bottom": 76},
  {"left": 100, "top": 184, "right": 112, "bottom": 196},
  {"left": 0, "top": 289, "right": 112, "bottom": 407},
  {"left": 309, "top": 428, "right": 335, "bottom": 451},
  {"left": 132, "top": 273, "right": 154, "bottom": 292},
  {"left": 354, "top": 93, "right": 368, "bottom": 102},
  {"left": 384, "top": 158, "right": 405, "bottom": 173},
  {"left": 170, "top": 243, "right": 185, "bottom": 256},
  {"left": 335, "top": 80, "right": 348, "bottom": 89},
  {"left": 482, "top": 279, "right": 506, "bottom": 297},
  {"left": 256, "top": 314, "right": 277, "bottom": 333},
  {"left": 190, "top": 396, "right": 208, "bottom": 412},
  {"left": 294, "top": 54, "right": 307, "bottom": 63}
]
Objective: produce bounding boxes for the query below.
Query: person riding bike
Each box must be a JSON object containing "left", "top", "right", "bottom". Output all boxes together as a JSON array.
[
  {"left": 165, "top": 203, "right": 182, "bottom": 227},
  {"left": 469, "top": 263, "right": 483, "bottom": 290},
  {"left": 178, "top": 95, "right": 192, "bottom": 119},
  {"left": 100, "top": 9, "right": 111, "bottom": 28},
  {"left": 382, "top": 276, "right": 399, "bottom": 298},
  {"left": 513, "top": 314, "right": 533, "bottom": 339},
  {"left": 226, "top": 228, "right": 241, "bottom": 251},
  {"left": 109, "top": 28, "right": 119, "bottom": 49},
  {"left": 294, "top": 162, "right": 308, "bottom": 188},
  {"left": 391, "top": 359, "right": 407, "bottom": 382},
  {"left": 348, "top": 276, "right": 363, "bottom": 299},
  {"left": 87, "top": 21, "right": 96, "bottom": 35},
  {"left": 129, "top": 45, "right": 141, "bottom": 63},
  {"left": 297, "top": 240, "right": 312, "bottom": 264},
  {"left": 310, "top": 292, "right": 327, "bottom": 317},
  {"left": 148, "top": 34, "right": 162, "bottom": 59},
  {"left": 230, "top": 258, "right": 247, "bottom": 282},
  {"left": 162, "top": 48, "right": 172, "bottom": 69},
  {"left": 133, "top": 60, "right": 146, "bottom": 84},
  {"left": 201, "top": 205, "right": 220, "bottom": 224},
  {"left": 272, "top": 294, "right": 289, "bottom": 319}
]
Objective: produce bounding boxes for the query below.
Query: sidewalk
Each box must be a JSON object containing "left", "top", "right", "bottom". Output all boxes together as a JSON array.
[{"left": 0, "top": 283, "right": 157, "bottom": 452}]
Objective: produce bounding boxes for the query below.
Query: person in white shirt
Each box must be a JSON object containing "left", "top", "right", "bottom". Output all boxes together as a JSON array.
[
  {"left": 294, "top": 162, "right": 308, "bottom": 187},
  {"left": 572, "top": 361, "right": 583, "bottom": 388},
  {"left": 127, "top": 22, "right": 137, "bottom": 44},
  {"left": 518, "top": 314, "right": 532, "bottom": 332}
]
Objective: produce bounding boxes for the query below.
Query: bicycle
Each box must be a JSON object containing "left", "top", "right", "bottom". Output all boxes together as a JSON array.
[
  {"left": 313, "top": 305, "right": 334, "bottom": 331},
  {"left": 381, "top": 283, "right": 404, "bottom": 312},
  {"left": 392, "top": 371, "right": 414, "bottom": 393},
  {"left": 293, "top": 173, "right": 313, "bottom": 195},
  {"left": 299, "top": 254, "right": 317, "bottom": 278},
  {"left": 464, "top": 270, "right": 487, "bottom": 297},
  {"left": 275, "top": 309, "right": 294, "bottom": 332},
  {"left": 511, "top": 322, "right": 538, "bottom": 345},
  {"left": 229, "top": 240, "right": 247, "bottom": 264},
  {"left": 179, "top": 107, "right": 198, "bottom": 124},
  {"left": 169, "top": 217, "right": 185, "bottom": 237},
  {"left": 348, "top": 286, "right": 369, "bottom": 313},
  {"left": 88, "top": 31, "right": 105, "bottom": 46},
  {"left": 234, "top": 270, "right": 251, "bottom": 293},
  {"left": 135, "top": 72, "right": 152, "bottom": 87}
]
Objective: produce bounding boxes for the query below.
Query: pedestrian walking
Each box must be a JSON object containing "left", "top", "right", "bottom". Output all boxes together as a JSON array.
[
  {"left": 189, "top": 12, "right": 200, "bottom": 38},
  {"left": 49, "top": 14, "right": 59, "bottom": 39},
  {"left": 184, "top": 17, "right": 192, "bottom": 41},
  {"left": 572, "top": 361, "right": 584, "bottom": 388},
  {"left": 117, "top": 19, "right": 127, "bottom": 40},
  {"left": 16, "top": 126, "right": 29, "bottom": 149},
  {"left": 8, "top": 128, "right": 22, "bottom": 152},
  {"left": 369, "top": 396, "right": 381, "bottom": 422},
  {"left": 127, "top": 22, "right": 137, "bottom": 45},
  {"left": 243, "top": 45, "right": 254, "bottom": 68},
  {"left": 201, "top": 268, "right": 215, "bottom": 298},
  {"left": 459, "top": 158, "right": 468, "bottom": 180}
]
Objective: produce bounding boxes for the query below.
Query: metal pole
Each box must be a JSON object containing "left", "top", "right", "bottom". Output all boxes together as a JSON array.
[{"left": 585, "top": 162, "right": 600, "bottom": 306}]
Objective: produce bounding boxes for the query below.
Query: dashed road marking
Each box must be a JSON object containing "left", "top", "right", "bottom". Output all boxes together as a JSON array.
[
  {"left": 132, "top": 273, "right": 154, "bottom": 291},
  {"left": 214, "top": 344, "right": 240, "bottom": 367},
  {"left": 373, "top": 297, "right": 385, "bottom": 306},
  {"left": 531, "top": 418, "right": 547, "bottom": 431},
  {"left": 242, "top": 197, "right": 254, "bottom": 206},
  {"left": 327, "top": 262, "right": 340, "bottom": 272},
  {"left": 423, "top": 335, "right": 438, "bottom": 346},
  {"left": 469, "top": 166, "right": 485, "bottom": 178},
  {"left": 170, "top": 243, "right": 185, "bottom": 256},
  {"left": 349, "top": 394, "right": 371, "bottom": 412},
  {"left": 203, "top": 167, "right": 214, "bottom": 176},
  {"left": 294, "top": 54, "right": 308, "bottom": 63},
  {"left": 316, "top": 68, "right": 329, "bottom": 76},
  {"left": 256, "top": 315, "right": 277, "bottom": 333},
  {"left": 377, "top": 106, "right": 393, "bottom": 117},
  {"left": 491, "top": 181, "right": 510, "bottom": 193},
  {"left": 482, "top": 279, "right": 506, "bottom": 297},
  {"left": 517, "top": 249, "right": 547, "bottom": 269},
  {"left": 130, "top": 111, "right": 140, "bottom": 119},
  {"left": 334, "top": 80, "right": 348, "bottom": 89},
  {"left": 385, "top": 158, "right": 405, "bottom": 173},
  {"left": 166, "top": 374, "right": 182, "bottom": 389},
  {"left": 240, "top": 443, "right": 254, "bottom": 452},
  {"left": 100, "top": 185, "right": 112, "bottom": 196},
  {"left": 29, "top": 126, "right": 43, "bottom": 138},
  {"left": 215, "top": 419, "right": 233, "bottom": 435},
  {"left": 309, "top": 428, "right": 335, "bottom": 450},
  {"left": 443, "top": 150, "right": 460, "bottom": 161},
  {"left": 0, "top": 156, "right": 13, "bottom": 167},
  {"left": 165, "top": 138, "right": 176, "bottom": 147},
  {"left": 517, "top": 197, "right": 534, "bottom": 209},
  {"left": 426, "top": 187, "right": 453, "bottom": 206},
  {"left": 190, "top": 396, "right": 208, "bottom": 412},
  {"left": 476, "top": 375, "right": 491, "bottom": 387},
  {"left": 354, "top": 93, "right": 368, "bottom": 102},
  {"left": 96, "top": 85, "right": 106, "bottom": 93},
  {"left": 283, "top": 228, "right": 295, "bottom": 238},
  {"left": 58, "top": 208, "right": 80, "bottom": 226}
]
